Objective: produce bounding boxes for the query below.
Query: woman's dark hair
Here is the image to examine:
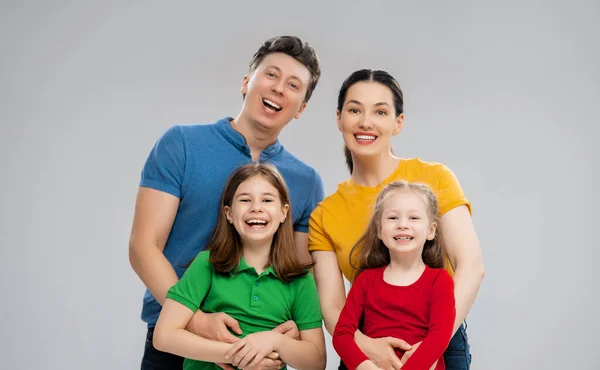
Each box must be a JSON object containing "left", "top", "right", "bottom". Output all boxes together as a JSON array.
[{"left": 338, "top": 69, "right": 404, "bottom": 174}]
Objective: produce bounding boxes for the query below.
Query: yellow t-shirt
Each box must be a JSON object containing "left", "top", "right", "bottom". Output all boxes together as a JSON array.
[{"left": 308, "top": 158, "right": 471, "bottom": 282}]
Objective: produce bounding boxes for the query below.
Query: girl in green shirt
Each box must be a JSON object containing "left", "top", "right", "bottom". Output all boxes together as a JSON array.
[{"left": 154, "top": 162, "right": 326, "bottom": 370}]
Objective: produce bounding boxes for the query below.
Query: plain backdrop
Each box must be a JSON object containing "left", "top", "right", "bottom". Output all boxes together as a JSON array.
[{"left": 1, "top": 1, "right": 598, "bottom": 369}]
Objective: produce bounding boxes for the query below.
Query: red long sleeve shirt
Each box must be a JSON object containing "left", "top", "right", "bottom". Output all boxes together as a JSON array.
[{"left": 332, "top": 265, "right": 456, "bottom": 370}]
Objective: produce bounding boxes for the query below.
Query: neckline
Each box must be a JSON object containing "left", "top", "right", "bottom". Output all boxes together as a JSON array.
[
  {"left": 346, "top": 159, "right": 405, "bottom": 190},
  {"left": 380, "top": 264, "right": 428, "bottom": 288},
  {"left": 216, "top": 117, "right": 282, "bottom": 156}
]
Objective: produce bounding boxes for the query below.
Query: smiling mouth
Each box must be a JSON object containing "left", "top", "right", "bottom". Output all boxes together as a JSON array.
[
  {"left": 263, "top": 99, "right": 282, "bottom": 112},
  {"left": 354, "top": 134, "right": 377, "bottom": 141},
  {"left": 394, "top": 236, "right": 413, "bottom": 240},
  {"left": 246, "top": 219, "right": 268, "bottom": 228}
]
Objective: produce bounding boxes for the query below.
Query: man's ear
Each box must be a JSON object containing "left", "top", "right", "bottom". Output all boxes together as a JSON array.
[
  {"left": 294, "top": 103, "right": 307, "bottom": 119},
  {"left": 241, "top": 74, "right": 250, "bottom": 96}
]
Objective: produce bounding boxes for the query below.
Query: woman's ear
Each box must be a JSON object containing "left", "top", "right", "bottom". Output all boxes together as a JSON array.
[{"left": 393, "top": 113, "right": 404, "bottom": 135}]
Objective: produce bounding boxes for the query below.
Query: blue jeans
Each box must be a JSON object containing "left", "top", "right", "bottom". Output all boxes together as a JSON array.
[
  {"left": 141, "top": 327, "right": 184, "bottom": 370},
  {"left": 443, "top": 322, "right": 472, "bottom": 370},
  {"left": 338, "top": 323, "right": 472, "bottom": 370}
]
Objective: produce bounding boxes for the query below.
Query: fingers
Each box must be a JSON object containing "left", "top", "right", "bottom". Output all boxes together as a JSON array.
[
  {"left": 391, "top": 357, "right": 403, "bottom": 370},
  {"left": 246, "top": 349, "right": 272, "bottom": 369},
  {"left": 260, "top": 358, "right": 283, "bottom": 370},
  {"left": 224, "top": 340, "right": 246, "bottom": 360},
  {"left": 219, "top": 330, "right": 241, "bottom": 344},
  {"left": 400, "top": 350, "right": 410, "bottom": 364},
  {"left": 386, "top": 337, "right": 412, "bottom": 351},
  {"left": 272, "top": 320, "right": 292, "bottom": 334},
  {"left": 233, "top": 346, "right": 255, "bottom": 368},
  {"left": 222, "top": 313, "right": 243, "bottom": 335},
  {"left": 266, "top": 351, "right": 280, "bottom": 360}
]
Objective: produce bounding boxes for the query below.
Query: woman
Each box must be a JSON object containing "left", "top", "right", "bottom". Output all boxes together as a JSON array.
[{"left": 309, "top": 69, "right": 484, "bottom": 370}]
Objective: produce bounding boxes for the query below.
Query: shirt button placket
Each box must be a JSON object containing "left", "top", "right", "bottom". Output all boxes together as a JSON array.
[{"left": 251, "top": 279, "right": 260, "bottom": 306}]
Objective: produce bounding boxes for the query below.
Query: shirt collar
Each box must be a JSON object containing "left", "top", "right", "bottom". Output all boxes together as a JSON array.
[
  {"left": 215, "top": 117, "right": 282, "bottom": 157},
  {"left": 237, "top": 256, "right": 277, "bottom": 277}
]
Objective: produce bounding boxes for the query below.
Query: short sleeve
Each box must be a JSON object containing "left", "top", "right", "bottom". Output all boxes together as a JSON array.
[
  {"left": 166, "top": 251, "right": 212, "bottom": 312},
  {"left": 294, "top": 170, "right": 325, "bottom": 233},
  {"left": 307, "top": 204, "right": 334, "bottom": 252},
  {"left": 140, "top": 125, "right": 186, "bottom": 198},
  {"left": 436, "top": 165, "right": 471, "bottom": 216},
  {"left": 290, "top": 273, "right": 323, "bottom": 331}
]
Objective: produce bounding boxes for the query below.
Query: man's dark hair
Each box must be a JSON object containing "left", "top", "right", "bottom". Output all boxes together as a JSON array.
[{"left": 248, "top": 36, "right": 321, "bottom": 103}]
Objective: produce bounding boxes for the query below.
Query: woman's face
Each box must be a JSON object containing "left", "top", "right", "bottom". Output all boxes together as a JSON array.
[{"left": 337, "top": 81, "right": 403, "bottom": 160}]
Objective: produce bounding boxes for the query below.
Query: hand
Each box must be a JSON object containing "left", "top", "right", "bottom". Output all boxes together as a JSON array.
[
  {"left": 357, "top": 360, "right": 383, "bottom": 370},
  {"left": 239, "top": 352, "right": 284, "bottom": 370},
  {"left": 356, "top": 334, "right": 412, "bottom": 370},
  {"left": 272, "top": 320, "right": 300, "bottom": 340},
  {"left": 398, "top": 341, "right": 437, "bottom": 370},
  {"left": 225, "top": 331, "right": 282, "bottom": 369},
  {"left": 186, "top": 311, "right": 242, "bottom": 343}
]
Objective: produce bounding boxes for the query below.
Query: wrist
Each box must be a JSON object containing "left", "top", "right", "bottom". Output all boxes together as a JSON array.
[
  {"left": 354, "top": 331, "right": 369, "bottom": 352},
  {"left": 356, "top": 360, "right": 377, "bottom": 370},
  {"left": 272, "top": 331, "right": 285, "bottom": 350},
  {"left": 354, "top": 330, "right": 364, "bottom": 343}
]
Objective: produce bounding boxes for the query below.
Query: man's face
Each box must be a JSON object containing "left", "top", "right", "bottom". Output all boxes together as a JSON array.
[{"left": 240, "top": 52, "right": 311, "bottom": 134}]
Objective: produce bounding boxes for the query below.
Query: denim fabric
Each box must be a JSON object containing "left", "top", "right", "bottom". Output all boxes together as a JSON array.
[
  {"left": 141, "top": 328, "right": 184, "bottom": 370},
  {"left": 443, "top": 322, "right": 472, "bottom": 370},
  {"left": 337, "top": 322, "right": 472, "bottom": 370}
]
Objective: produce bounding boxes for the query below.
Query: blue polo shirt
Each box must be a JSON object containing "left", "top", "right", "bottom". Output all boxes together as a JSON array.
[{"left": 138, "top": 117, "right": 325, "bottom": 326}]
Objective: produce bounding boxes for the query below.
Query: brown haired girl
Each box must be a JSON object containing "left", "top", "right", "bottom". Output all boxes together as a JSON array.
[
  {"left": 153, "top": 163, "right": 326, "bottom": 370},
  {"left": 333, "top": 181, "right": 455, "bottom": 370}
]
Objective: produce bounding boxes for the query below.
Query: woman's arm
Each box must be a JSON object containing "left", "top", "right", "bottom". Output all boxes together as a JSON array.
[
  {"left": 311, "top": 251, "right": 347, "bottom": 335},
  {"left": 440, "top": 205, "right": 485, "bottom": 333},
  {"left": 153, "top": 299, "right": 233, "bottom": 363}
]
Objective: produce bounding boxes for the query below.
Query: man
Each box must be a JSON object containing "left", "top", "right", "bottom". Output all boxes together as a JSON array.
[{"left": 129, "top": 35, "right": 323, "bottom": 369}]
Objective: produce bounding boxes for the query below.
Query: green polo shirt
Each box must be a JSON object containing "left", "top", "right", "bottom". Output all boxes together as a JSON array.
[{"left": 166, "top": 250, "right": 323, "bottom": 370}]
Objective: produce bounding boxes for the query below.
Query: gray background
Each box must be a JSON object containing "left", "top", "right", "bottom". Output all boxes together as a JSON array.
[{"left": 1, "top": 0, "right": 598, "bottom": 369}]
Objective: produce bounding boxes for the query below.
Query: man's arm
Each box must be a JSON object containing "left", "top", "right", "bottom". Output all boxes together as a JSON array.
[
  {"left": 440, "top": 205, "right": 485, "bottom": 334},
  {"left": 129, "top": 187, "right": 243, "bottom": 347},
  {"left": 294, "top": 231, "right": 312, "bottom": 266},
  {"left": 129, "top": 187, "right": 180, "bottom": 305},
  {"left": 154, "top": 299, "right": 234, "bottom": 363},
  {"left": 311, "top": 251, "right": 346, "bottom": 335}
]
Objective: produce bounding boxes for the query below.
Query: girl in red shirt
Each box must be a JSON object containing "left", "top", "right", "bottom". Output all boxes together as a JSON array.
[{"left": 333, "top": 181, "right": 456, "bottom": 370}]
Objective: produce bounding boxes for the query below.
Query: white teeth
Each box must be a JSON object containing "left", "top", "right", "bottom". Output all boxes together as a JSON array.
[
  {"left": 246, "top": 219, "right": 267, "bottom": 225},
  {"left": 394, "top": 236, "right": 413, "bottom": 240},
  {"left": 263, "top": 99, "right": 281, "bottom": 110},
  {"left": 356, "top": 135, "right": 376, "bottom": 140}
]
